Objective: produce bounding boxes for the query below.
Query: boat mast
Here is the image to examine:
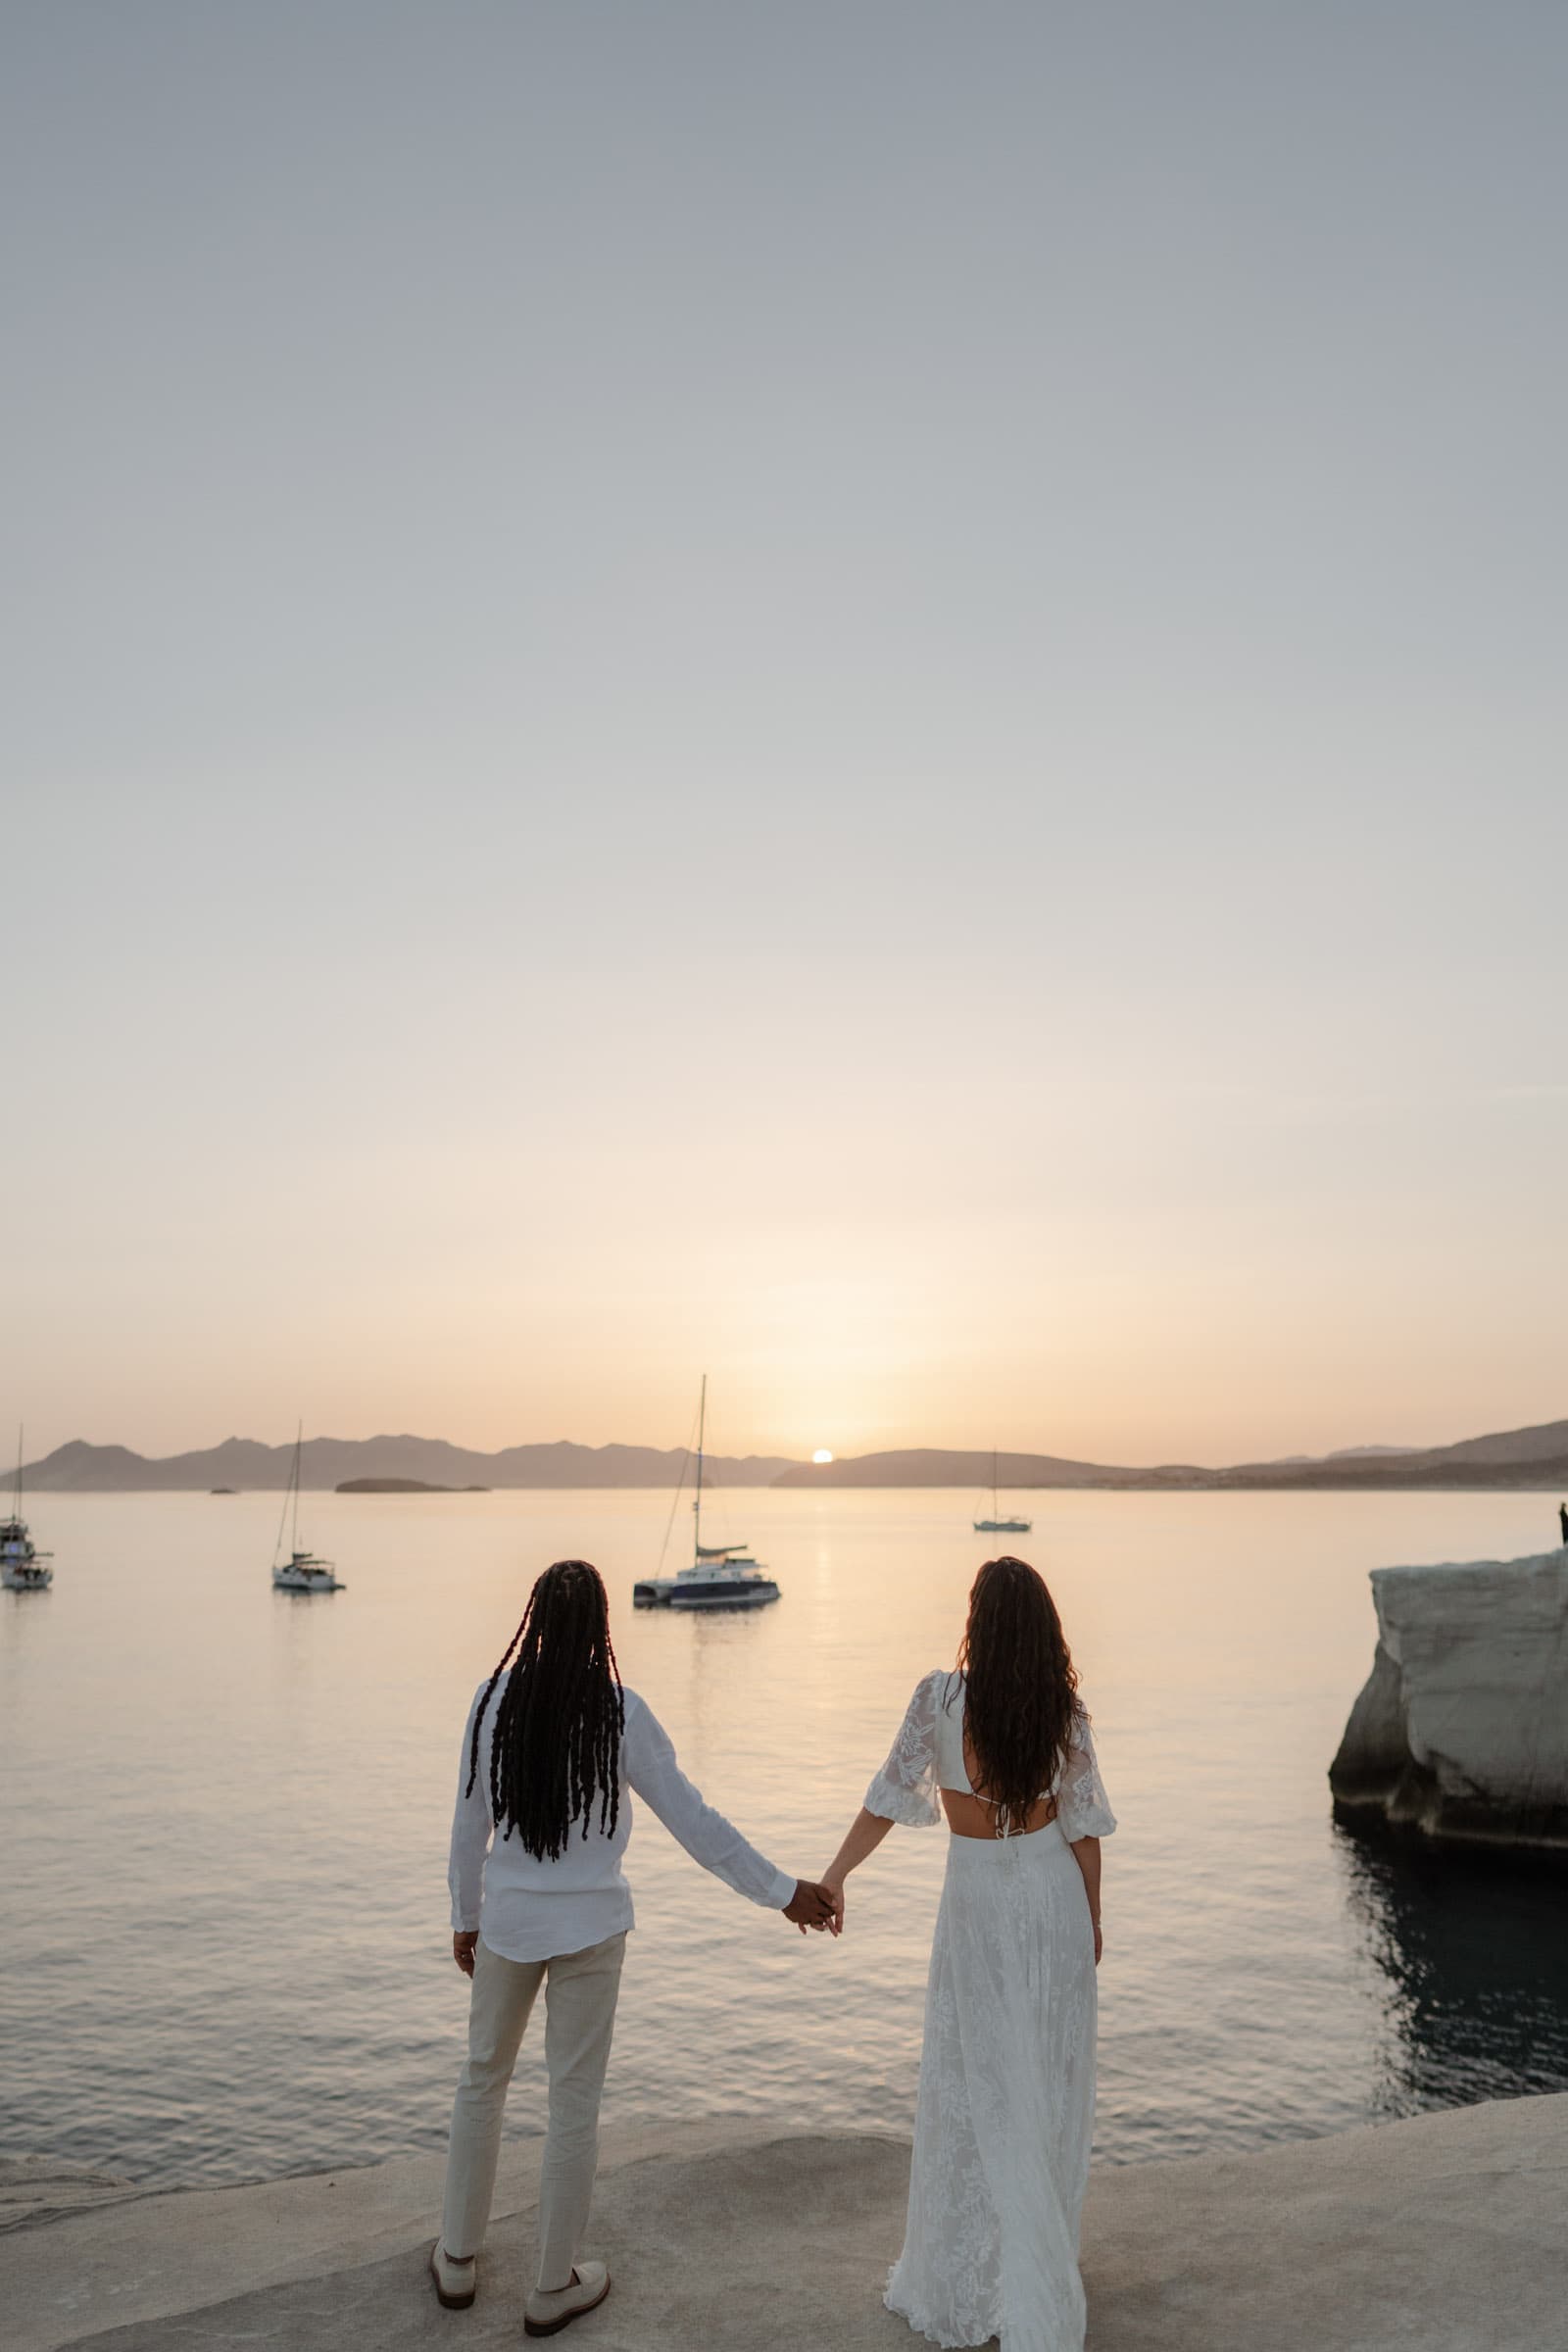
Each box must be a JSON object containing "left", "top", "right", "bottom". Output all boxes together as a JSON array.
[
  {"left": 992, "top": 1446, "right": 999, "bottom": 1518},
  {"left": 693, "top": 1375, "right": 706, "bottom": 1556},
  {"left": 272, "top": 1422, "right": 302, "bottom": 1568},
  {"left": 16, "top": 1425, "right": 23, "bottom": 1521},
  {"left": 291, "top": 1420, "right": 303, "bottom": 1557}
]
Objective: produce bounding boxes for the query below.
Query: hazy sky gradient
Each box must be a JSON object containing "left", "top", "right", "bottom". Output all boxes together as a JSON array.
[{"left": 6, "top": 4, "right": 1565, "bottom": 1463}]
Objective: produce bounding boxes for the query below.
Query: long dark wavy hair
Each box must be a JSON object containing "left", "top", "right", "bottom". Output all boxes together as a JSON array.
[
  {"left": 466, "top": 1559, "right": 625, "bottom": 1861},
  {"left": 956, "top": 1554, "right": 1081, "bottom": 1836}
]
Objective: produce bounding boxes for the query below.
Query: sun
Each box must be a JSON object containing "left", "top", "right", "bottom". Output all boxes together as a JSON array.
[{"left": 812, "top": 1447, "right": 834, "bottom": 1465}]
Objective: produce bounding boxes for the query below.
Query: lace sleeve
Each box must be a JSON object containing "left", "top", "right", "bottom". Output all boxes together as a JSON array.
[
  {"left": 864, "top": 1671, "right": 945, "bottom": 1827},
  {"left": 1055, "top": 1712, "right": 1116, "bottom": 1841}
]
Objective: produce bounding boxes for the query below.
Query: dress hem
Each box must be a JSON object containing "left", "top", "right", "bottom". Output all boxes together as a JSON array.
[{"left": 885, "top": 2270, "right": 999, "bottom": 2350}]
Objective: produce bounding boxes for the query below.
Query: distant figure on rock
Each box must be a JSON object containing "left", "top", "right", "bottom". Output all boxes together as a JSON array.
[
  {"left": 432, "top": 1557, "right": 833, "bottom": 2333},
  {"left": 817, "top": 1554, "right": 1116, "bottom": 2352},
  {"left": 1559, "top": 1500, "right": 1567, "bottom": 1544}
]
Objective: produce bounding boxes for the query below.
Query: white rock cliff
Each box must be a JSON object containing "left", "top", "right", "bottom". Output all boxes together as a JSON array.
[{"left": 1331, "top": 1549, "right": 1568, "bottom": 1847}]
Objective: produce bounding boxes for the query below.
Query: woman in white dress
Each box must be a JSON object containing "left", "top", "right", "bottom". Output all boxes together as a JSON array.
[{"left": 820, "top": 1554, "right": 1115, "bottom": 2352}]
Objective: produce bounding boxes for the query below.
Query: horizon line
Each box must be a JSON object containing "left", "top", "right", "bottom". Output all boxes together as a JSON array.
[{"left": 19, "top": 1407, "right": 1568, "bottom": 1482}]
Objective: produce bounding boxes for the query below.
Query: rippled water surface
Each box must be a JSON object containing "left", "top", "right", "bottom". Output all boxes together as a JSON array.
[{"left": 4, "top": 1488, "right": 1567, "bottom": 2187}]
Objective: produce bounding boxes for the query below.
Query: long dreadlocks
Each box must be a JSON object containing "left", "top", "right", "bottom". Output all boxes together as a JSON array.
[
  {"left": 956, "top": 1555, "right": 1082, "bottom": 1838},
  {"left": 466, "top": 1558, "right": 625, "bottom": 1861}
]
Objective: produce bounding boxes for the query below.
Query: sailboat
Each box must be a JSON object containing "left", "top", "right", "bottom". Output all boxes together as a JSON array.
[
  {"left": 270, "top": 1424, "right": 345, "bottom": 1592},
  {"left": 634, "top": 1377, "right": 780, "bottom": 1610},
  {"left": 1, "top": 1430, "right": 53, "bottom": 1591},
  {"left": 972, "top": 1448, "right": 1032, "bottom": 1536}
]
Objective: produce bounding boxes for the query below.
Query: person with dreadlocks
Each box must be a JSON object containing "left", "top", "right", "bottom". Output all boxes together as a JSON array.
[
  {"left": 817, "top": 1554, "right": 1116, "bottom": 2352},
  {"left": 433, "top": 1557, "right": 834, "bottom": 2333}
]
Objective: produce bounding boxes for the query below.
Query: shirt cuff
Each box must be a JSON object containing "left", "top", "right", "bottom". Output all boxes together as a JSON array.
[{"left": 766, "top": 1866, "right": 798, "bottom": 1910}]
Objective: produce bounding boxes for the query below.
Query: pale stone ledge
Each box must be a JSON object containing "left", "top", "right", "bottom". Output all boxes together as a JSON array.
[{"left": 5, "top": 2094, "right": 1566, "bottom": 2351}]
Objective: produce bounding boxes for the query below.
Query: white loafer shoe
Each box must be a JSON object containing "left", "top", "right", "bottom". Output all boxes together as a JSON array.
[
  {"left": 429, "top": 2240, "right": 477, "bottom": 2309},
  {"left": 524, "top": 2261, "right": 612, "bottom": 2337}
]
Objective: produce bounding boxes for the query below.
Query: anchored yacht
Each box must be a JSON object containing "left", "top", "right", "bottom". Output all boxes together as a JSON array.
[
  {"left": 1, "top": 1432, "right": 52, "bottom": 1591},
  {"left": 634, "top": 1378, "right": 780, "bottom": 1611},
  {"left": 271, "top": 1424, "right": 345, "bottom": 1592},
  {"left": 972, "top": 1448, "right": 1032, "bottom": 1536}
]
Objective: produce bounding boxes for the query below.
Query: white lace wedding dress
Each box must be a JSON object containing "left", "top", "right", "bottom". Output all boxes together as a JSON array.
[{"left": 864, "top": 1670, "right": 1116, "bottom": 2352}]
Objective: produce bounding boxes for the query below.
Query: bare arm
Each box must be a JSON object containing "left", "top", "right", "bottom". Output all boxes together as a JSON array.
[
  {"left": 1070, "top": 1835, "right": 1103, "bottom": 1965},
  {"left": 824, "top": 1674, "right": 945, "bottom": 1932},
  {"left": 820, "top": 1806, "right": 897, "bottom": 1930}
]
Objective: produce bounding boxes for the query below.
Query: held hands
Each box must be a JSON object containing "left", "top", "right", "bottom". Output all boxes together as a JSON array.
[{"left": 783, "top": 1879, "right": 841, "bottom": 1936}]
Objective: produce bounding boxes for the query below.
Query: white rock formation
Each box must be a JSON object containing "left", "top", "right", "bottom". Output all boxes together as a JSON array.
[{"left": 1331, "top": 1550, "right": 1568, "bottom": 1847}]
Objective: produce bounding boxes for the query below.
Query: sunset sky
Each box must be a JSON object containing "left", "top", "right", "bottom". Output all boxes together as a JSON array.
[{"left": 7, "top": 5, "right": 1565, "bottom": 1467}]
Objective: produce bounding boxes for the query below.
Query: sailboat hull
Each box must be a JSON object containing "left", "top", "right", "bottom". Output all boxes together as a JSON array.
[
  {"left": 2, "top": 1517, "right": 53, "bottom": 1589},
  {"left": 668, "top": 1579, "right": 779, "bottom": 1609},
  {"left": 272, "top": 1561, "right": 344, "bottom": 1592},
  {"left": 635, "top": 1570, "right": 780, "bottom": 1609}
]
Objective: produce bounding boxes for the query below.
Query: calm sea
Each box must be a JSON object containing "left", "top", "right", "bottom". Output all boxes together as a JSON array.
[{"left": 3, "top": 1488, "right": 1567, "bottom": 2189}]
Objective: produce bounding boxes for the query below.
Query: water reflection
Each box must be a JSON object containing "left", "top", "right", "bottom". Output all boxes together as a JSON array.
[
  {"left": 11, "top": 1488, "right": 1568, "bottom": 2187},
  {"left": 1337, "top": 1824, "right": 1568, "bottom": 2118}
]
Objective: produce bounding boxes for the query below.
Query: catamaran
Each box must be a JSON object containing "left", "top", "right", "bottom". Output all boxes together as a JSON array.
[
  {"left": 634, "top": 1377, "right": 780, "bottom": 1610},
  {"left": 973, "top": 1448, "right": 1032, "bottom": 1536},
  {"left": 270, "top": 1423, "right": 345, "bottom": 1592},
  {"left": 1, "top": 1431, "right": 53, "bottom": 1591}
]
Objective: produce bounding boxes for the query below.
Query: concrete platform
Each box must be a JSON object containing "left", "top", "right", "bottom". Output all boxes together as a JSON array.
[{"left": 5, "top": 2093, "right": 1566, "bottom": 2351}]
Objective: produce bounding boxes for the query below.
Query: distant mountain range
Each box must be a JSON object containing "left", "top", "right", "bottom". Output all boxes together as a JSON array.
[
  {"left": 775, "top": 1417, "right": 1568, "bottom": 1492},
  {"left": 20, "top": 1436, "right": 798, "bottom": 1493},
  {"left": 17, "top": 1416, "right": 1568, "bottom": 1494}
]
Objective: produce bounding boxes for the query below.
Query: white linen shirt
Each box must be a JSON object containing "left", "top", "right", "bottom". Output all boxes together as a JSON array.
[{"left": 449, "top": 1678, "right": 796, "bottom": 1963}]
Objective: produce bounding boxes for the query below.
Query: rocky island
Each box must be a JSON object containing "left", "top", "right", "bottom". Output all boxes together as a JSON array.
[
  {"left": 334, "top": 1478, "right": 491, "bottom": 1494},
  {"left": 1331, "top": 1550, "right": 1568, "bottom": 1850}
]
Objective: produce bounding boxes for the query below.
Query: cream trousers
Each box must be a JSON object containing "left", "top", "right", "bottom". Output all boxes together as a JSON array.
[{"left": 441, "top": 1931, "right": 626, "bottom": 2289}]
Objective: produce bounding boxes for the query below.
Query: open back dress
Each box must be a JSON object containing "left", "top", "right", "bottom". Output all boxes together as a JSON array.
[{"left": 864, "top": 1670, "right": 1116, "bottom": 2352}]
